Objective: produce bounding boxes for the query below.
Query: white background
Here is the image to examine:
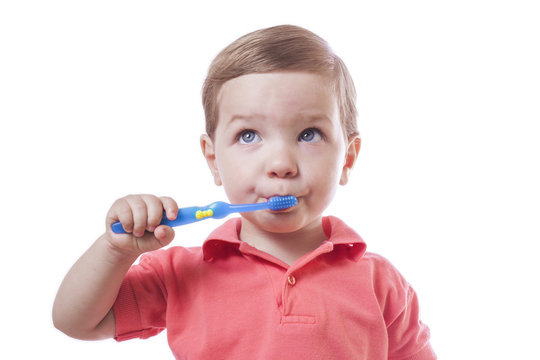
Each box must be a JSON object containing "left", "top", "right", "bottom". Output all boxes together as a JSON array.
[{"left": 1, "top": 1, "right": 539, "bottom": 359}]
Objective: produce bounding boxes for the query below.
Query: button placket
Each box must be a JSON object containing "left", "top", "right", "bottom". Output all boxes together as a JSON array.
[
  {"left": 282, "top": 273, "right": 295, "bottom": 316},
  {"left": 281, "top": 271, "right": 317, "bottom": 324}
]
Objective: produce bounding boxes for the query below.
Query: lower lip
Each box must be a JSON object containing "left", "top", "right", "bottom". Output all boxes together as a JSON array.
[{"left": 270, "top": 207, "right": 293, "bottom": 213}]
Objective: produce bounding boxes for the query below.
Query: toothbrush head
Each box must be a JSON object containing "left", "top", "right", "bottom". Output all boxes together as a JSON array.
[{"left": 267, "top": 195, "right": 298, "bottom": 211}]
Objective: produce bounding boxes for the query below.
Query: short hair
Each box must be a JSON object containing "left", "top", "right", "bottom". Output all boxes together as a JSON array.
[{"left": 202, "top": 25, "right": 359, "bottom": 140}]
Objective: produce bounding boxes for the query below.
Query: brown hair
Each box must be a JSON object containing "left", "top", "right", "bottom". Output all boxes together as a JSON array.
[{"left": 202, "top": 25, "right": 358, "bottom": 139}]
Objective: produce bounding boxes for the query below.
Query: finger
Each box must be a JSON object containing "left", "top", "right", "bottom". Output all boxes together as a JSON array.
[
  {"left": 142, "top": 195, "right": 165, "bottom": 231},
  {"left": 154, "top": 225, "right": 175, "bottom": 247},
  {"left": 107, "top": 198, "right": 134, "bottom": 233},
  {"left": 126, "top": 196, "right": 148, "bottom": 238},
  {"left": 135, "top": 225, "right": 175, "bottom": 252},
  {"left": 160, "top": 196, "right": 179, "bottom": 220}
]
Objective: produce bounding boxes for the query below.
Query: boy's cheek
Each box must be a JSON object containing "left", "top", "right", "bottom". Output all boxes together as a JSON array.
[{"left": 220, "top": 176, "right": 249, "bottom": 201}]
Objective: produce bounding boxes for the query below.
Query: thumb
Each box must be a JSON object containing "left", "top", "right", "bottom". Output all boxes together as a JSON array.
[{"left": 154, "top": 225, "right": 175, "bottom": 247}]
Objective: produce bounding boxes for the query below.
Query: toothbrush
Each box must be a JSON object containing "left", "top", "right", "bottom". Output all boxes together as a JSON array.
[{"left": 111, "top": 195, "right": 298, "bottom": 234}]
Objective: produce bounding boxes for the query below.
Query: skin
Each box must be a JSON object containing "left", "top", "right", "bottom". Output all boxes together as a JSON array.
[
  {"left": 52, "top": 195, "right": 179, "bottom": 340},
  {"left": 52, "top": 71, "right": 360, "bottom": 340},
  {"left": 201, "top": 72, "right": 360, "bottom": 264}
]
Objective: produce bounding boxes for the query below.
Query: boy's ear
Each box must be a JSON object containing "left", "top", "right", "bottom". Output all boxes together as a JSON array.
[
  {"left": 200, "top": 134, "right": 222, "bottom": 186},
  {"left": 340, "top": 136, "right": 361, "bottom": 185}
]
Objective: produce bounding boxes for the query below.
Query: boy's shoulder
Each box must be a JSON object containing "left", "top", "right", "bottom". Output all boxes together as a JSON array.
[
  {"left": 136, "top": 245, "right": 205, "bottom": 270},
  {"left": 359, "top": 251, "right": 413, "bottom": 307},
  {"left": 361, "top": 251, "right": 409, "bottom": 283},
  {"left": 362, "top": 251, "right": 397, "bottom": 267}
]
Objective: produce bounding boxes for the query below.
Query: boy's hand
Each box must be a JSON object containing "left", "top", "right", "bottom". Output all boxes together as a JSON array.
[{"left": 105, "top": 194, "right": 179, "bottom": 256}]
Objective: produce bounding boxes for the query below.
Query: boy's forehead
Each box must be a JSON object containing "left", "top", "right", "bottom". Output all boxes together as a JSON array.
[
  {"left": 217, "top": 72, "right": 337, "bottom": 117},
  {"left": 219, "top": 71, "right": 334, "bottom": 93},
  {"left": 213, "top": 76, "right": 348, "bottom": 141}
]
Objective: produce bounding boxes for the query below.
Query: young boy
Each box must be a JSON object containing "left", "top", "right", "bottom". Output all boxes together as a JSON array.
[{"left": 53, "top": 25, "right": 436, "bottom": 359}]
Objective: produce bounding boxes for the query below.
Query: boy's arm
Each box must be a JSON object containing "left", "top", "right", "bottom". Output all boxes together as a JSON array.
[
  {"left": 52, "top": 195, "right": 178, "bottom": 340},
  {"left": 52, "top": 234, "right": 138, "bottom": 339}
]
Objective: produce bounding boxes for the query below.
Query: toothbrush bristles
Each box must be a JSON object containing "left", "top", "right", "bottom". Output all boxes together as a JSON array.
[{"left": 267, "top": 196, "right": 298, "bottom": 211}]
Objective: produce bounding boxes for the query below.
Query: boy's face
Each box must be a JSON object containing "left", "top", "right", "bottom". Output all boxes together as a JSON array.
[{"left": 201, "top": 72, "right": 359, "bottom": 234}]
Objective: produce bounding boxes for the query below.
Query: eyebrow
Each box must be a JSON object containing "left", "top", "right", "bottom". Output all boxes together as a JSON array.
[{"left": 226, "top": 114, "right": 265, "bottom": 124}]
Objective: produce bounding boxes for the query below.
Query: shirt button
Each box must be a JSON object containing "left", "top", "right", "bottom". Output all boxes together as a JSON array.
[{"left": 287, "top": 274, "right": 296, "bottom": 286}]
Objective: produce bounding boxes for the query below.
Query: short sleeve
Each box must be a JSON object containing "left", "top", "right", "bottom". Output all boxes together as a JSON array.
[
  {"left": 386, "top": 285, "right": 436, "bottom": 360},
  {"left": 113, "top": 252, "right": 168, "bottom": 341},
  {"left": 368, "top": 254, "right": 436, "bottom": 360}
]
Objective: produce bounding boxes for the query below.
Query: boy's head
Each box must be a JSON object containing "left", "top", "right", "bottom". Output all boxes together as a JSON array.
[
  {"left": 202, "top": 24, "right": 359, "bottom": 141},
  {"left": 200, "top": 25, "right": 361, "bottom": 235}
]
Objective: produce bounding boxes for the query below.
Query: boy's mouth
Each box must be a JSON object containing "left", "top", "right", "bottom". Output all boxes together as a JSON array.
[{"left": 262, "top": 195, "right": 298, "bottom": 213}]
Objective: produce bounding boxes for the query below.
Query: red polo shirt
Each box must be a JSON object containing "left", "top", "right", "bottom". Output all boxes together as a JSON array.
[{"left": 113, "top": 216, "right": 436, "bottom": 359}]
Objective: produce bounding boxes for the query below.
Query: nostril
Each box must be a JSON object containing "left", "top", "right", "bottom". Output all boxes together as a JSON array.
[{"left": 269, "top": 168, "right": 298, "bottom": 178}]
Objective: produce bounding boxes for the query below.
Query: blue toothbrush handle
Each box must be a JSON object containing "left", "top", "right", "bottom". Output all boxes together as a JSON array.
[
  {"left": 111, "top": 221, "right": 129, "bottom": 234},
  {"left": 162, "top": 206, "right": 209, "bottom": 227},
  {"left": 110, "top": 203, "right": 231, "bottom": 234},
  {"left": 109, "top": 197, "right": 294, "bottom": 234}
]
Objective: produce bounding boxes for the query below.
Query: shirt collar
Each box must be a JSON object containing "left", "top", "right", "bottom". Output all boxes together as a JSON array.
[
  {"left": 202, "top": 216, "right": 367, "bottom": 262},
  {"left": 202, "top": 218, "right": 243, "bottom": 261}
]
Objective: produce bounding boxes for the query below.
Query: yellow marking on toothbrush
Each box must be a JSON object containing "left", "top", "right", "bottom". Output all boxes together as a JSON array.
[{"left": 195, "top": 209, "right": 214, "bottom": 220}]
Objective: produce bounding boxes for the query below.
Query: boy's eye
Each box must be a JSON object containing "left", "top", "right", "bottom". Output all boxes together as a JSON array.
[
  {"left": 298, "top": 128, "right": 323, "bottom": 143},
  {"left": 238, "top": 130, "right": 261, "bottom": 144}
]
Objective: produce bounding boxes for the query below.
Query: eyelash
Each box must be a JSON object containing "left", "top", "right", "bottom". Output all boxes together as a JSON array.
[
  {"left": 236, "top": 129, "right": 260, "bottom": 144},
  {"left": 298, "top": 128, "right": 325, "bottom": 142}
]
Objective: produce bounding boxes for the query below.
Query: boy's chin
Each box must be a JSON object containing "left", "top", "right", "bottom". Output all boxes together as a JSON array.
[{"left": 241, "top": 212, "right": 318, "bottom": 234}]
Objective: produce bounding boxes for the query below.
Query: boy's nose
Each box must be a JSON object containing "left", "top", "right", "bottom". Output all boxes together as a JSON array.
[{"left": 265, "top": 146, "right": 298, "bottom": 178}]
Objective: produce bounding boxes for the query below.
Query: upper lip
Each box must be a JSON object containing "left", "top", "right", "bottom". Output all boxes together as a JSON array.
[
  {"left": 265, "top": 194, "right": 288, "bottom": 198},
  {"left": 264, "top": 194, "right": 296, "bottom": 200}
]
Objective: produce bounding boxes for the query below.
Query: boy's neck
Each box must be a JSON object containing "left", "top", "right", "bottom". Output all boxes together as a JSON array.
[{"left": 239, "top": 217, "right": 328, "bottom": 266}]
